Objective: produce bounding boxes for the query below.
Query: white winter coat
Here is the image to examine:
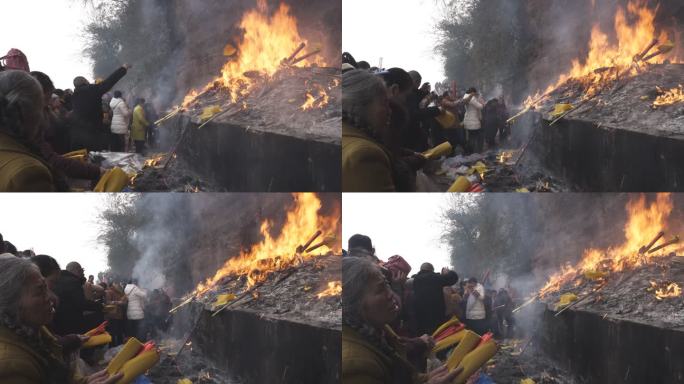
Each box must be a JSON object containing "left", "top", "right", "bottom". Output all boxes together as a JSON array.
[
  {"left": 110, "top": 97, "right": 130, "bottom": 135},
  {"left": 462, "top": 94, "right": 483, "bottom": 130},
  {"left": 124, "top": 284, "right": 147, "bottom": 320},
  {"left": 465, "top": 283, "right": 486, "bottom": 320}
]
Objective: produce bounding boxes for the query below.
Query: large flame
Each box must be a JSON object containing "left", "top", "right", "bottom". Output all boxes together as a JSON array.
[
  {"left": 525, "top": 0, "right": 680, "bottom": 107},
  {"left": 193, "top": 193, "right": 340, "bottom": 297},
  {"left": 539, "top": 193, "right": 676, "bottom": 297},
  {"left": 182, "top": 0, "right": 325, "bottom": 107}
]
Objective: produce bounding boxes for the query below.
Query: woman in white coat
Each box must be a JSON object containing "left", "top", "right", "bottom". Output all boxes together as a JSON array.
[
  {"left": 462, "top": 87, "right": 485, "bottom": 153},
  {"left": 124, "top": 279, "right": 147, "bottom": 340},
  {"left": 109, "top": 90, "right": 130, "bottom": 152}
]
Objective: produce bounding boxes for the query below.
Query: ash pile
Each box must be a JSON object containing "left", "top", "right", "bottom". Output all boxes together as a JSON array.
[
  {"left": 148, "top": 340, "right": 242, "bottom": 384},
  {"left": 194, "top": 252, "right": 340, "bottom": 327},
  {"left": 485, "top": 339, "right": 576, "bottom": 384},
  {"left": 422, "top": 148, "right": 572, "bottom": 192},
  {"left": 181, "top": 65, "right": 341, "bottom": 143},
  {"left": 535, "top": 63, "right": 684, "bottom": 135},
  {"left": 540, "top": 253, "right": 684, "bottom": 328}
]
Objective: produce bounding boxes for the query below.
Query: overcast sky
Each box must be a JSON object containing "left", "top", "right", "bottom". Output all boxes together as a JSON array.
[
  {"left": 1, "top": 0, "right": 93, "bottom": 89},
  {"left": 0, "top": 194, "right": 109, "bottom": 277},
  {"left": 343, "top": 0, "right": 446, "bottom": 85},
  {"left": 342, "top": 193, "right": 452, "bottom": 274}
]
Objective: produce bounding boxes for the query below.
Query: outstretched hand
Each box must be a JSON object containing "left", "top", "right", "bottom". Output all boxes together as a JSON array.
[{"left": 123, "top": 63, "right": 132, "bottom": 70}]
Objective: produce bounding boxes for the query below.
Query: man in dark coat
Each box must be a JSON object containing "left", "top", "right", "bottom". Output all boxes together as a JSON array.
[
  {"left": 51, "top": 262, "right": 102, "bottom": 336},
  {"left": 404, "top": 71, "right": 441, "bottom": 152},
  {"left": 412, "top": 263, "right": 459, "bottom": 336},
  {"left": 69, "top": 64, "right": 130, "bottom": 151}
]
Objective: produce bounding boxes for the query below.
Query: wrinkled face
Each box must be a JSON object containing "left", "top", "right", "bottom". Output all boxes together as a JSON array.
[
  {"left": 366, "top": 90, "right": 390, "bottom": 135},
  {"left": 361, "top": 268, "right": 399, "bottom": 328},
  {"left": 18, "top": 267, "right": 54, "bottom": 327}
]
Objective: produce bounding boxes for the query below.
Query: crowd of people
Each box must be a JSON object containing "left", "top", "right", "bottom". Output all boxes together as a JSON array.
[
  {"left": 342, "top": 234, "right": 517, "bottom": 383},
  {"left": 342, "top": 53, "right": 510, "bottom": 192},
  {"left": 0, "top": 48, "right": 158, "bottom": 191},
  {"left": 0, "top": 232, "right": 171, "bottom": 383}
]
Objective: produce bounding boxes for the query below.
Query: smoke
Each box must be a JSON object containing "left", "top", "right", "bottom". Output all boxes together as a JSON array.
[
  {"left": 129, "top": 194, "right": 195, "bottom": 291},
  {"left": 88, "top": 0, "right": 340, "bottom": 111}
]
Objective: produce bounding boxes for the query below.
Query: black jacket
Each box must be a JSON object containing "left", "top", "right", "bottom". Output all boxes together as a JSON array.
[
  {"left": 404, "top": 89, "right": 440, "bottom": 152},
  {"left": 51, "top": 270, "right": 102, "bottom": 336},
  {"left": 71, "top": 67, "right": 127, "bottom": 129},
  {"left": 412, "top": 270, "right": 459, "bottom": 336}
]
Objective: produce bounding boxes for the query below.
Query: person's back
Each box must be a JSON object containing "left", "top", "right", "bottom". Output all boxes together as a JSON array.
[
  {"left": 124, "top": 283, "right": 146, "bottom": 320},
  {"left": 412, "top": 267, "right": 458, "bottom": 335},
  {"left": 109, "top": 96, "right": 129, "bottom": 135},
  {"left": 51, "top": 269, "right": 88, "bottom": 335}
]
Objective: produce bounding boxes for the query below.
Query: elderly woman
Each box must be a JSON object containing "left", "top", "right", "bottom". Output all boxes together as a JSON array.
[
  {"left": 342, "top": 257, "right": 462, "bottom": 384},
  {"left": 0, "top": 70, "right": 62, "bottom": 191},
  {"left": 342, "top": 69, "right": 397, "bottom": 192},
  {"left": 0, "top": 257, "right": 121, "bottom": 384}
]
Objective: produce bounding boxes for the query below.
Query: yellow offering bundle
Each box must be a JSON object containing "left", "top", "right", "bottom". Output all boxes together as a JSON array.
[
  {"left": 422, "top": 142, "right": 453, "bottom": 160},
  {"left": 82, "top": 321, "right": 111, "bottom": 348},
  {"left": 94, "top": 167, "right": 130, "bottom": 192},
  {"left": 434, "top": 110, "right": 457, "bottom": 129},
  {"left": 452, "top": 340, "right": 498, "bottom": 384},
  {"left": 555, "top": 293, "right": 578, "bottom": 310},
  {"left": 63, "top": 149, "right": 88, "bottom": 162},
  {"left": 107, "top": 337, "right": 160, "bottom": 384}
]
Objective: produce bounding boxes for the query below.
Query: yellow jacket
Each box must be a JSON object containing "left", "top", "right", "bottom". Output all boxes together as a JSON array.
[
  {"left": 131, "top": 105, "right": 149, "bottom": 141},
  {"left": 0, "top": 133, "right": 55, "bottom": 192},
  {"left": 342, "top": 123, "right": 395, "bottom": 192},
  {"left": 342, "top": 325, "right": 424, "bottom": 384},
  {"left": 0, "top": 325, "right": 84, "bottom": 384}
]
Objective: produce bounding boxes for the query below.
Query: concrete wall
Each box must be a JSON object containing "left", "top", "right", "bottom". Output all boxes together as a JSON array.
[
  {"left": 179, "top": 120, "right": 341, "bottom": 191},
  {"left": 522, "top": 116, "right": 684, "bottom": 191},
  {"left": 540, "top": 307, "right": 684, "bottom": 383},
  {"left": 193, "top": 307, "right": 341, "bottom": 384}
]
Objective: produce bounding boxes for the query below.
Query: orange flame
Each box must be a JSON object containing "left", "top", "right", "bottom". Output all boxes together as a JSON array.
[
  {"left": 653, "top": 84, "right": 684, "bottom": 107},
  {"left": 182, "top": 1, "right": 325, "bottom": 108},
  {"left": 300, "top": 85, "right": 329, "bottom": 111},
  {"left": 539, "top": 194, "right": 676, "bottom": 297},
  {"left": 316, "top": 281, "right": 342, "bottom": 298},
  {"left": 193, "top": 193, "right": 340, "bottom": 297},
  {"left": 652, "top": 282, "right": 682, "bottom": 300},
  {"left": 525, "top": 0, "right": 680, "bottom": 108}
]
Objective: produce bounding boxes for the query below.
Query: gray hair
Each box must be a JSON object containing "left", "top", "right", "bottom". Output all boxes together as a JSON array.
[
  {"left": 0, "top": 70, "right": 44, "bottom": 141},
  {"left": 342, "top": 256, "right": 381, "bottom": 325},
  {"left": 0, "top": 257, "right": 38, "bottom": 323},
  {"left": 342, "top": 69, "right": 386, "bottom": 133}
]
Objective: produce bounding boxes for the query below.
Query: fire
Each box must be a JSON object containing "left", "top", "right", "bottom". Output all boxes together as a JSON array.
[
  {"left": 182, "top": 1, "right": 325, "bottom": 108},
  {"left": 498, "top": 151, "right": 513, "bottom": 164},
  {"left": 651, "top": 282, "right": 682, "bottom": 300},
  {"left": 539, "top": 194, "right": 676, "bottom": 297},
  {"left": 193, "top": 193, "right": 340, "bottom": 297},
  {"left": 300, "top": 86, "right": 329, "bottom": 111},
  {"left": 301, "top": 92, "right": 316, "bottom": 110},
  {"left": 316, "top": 281, "right": 342, "bottom": 299},
  {"left": 653, "top": 84, "right": 684, "bottom": 108},
  {"left": 144, "top": 154, "right": 166, "bottom": 168},
  {"left": 524, "top": 0, "right": 680, "bottom": 108}
]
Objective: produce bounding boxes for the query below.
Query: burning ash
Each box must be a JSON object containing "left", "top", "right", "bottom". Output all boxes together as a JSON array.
[
  {"left": 524, "top": 0, "right": 682, "bottom": 109},
  {"left": 653, "top": 84, "right": 684, "bottom": 107},
  {"left": 191, "top": 193, "right": 340, "bottom": 299},
  {"left": 181, "top": 0, "right": 326, "bottom": 109},
  {"left": 316, "top": 280, "right": 341, "bottom": 299},
  {"left": 649, "top": 281, "right": 682, "bottom": 300},
  {"left": 538, "top": 194, "right": 677, "bottom": 297}
]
